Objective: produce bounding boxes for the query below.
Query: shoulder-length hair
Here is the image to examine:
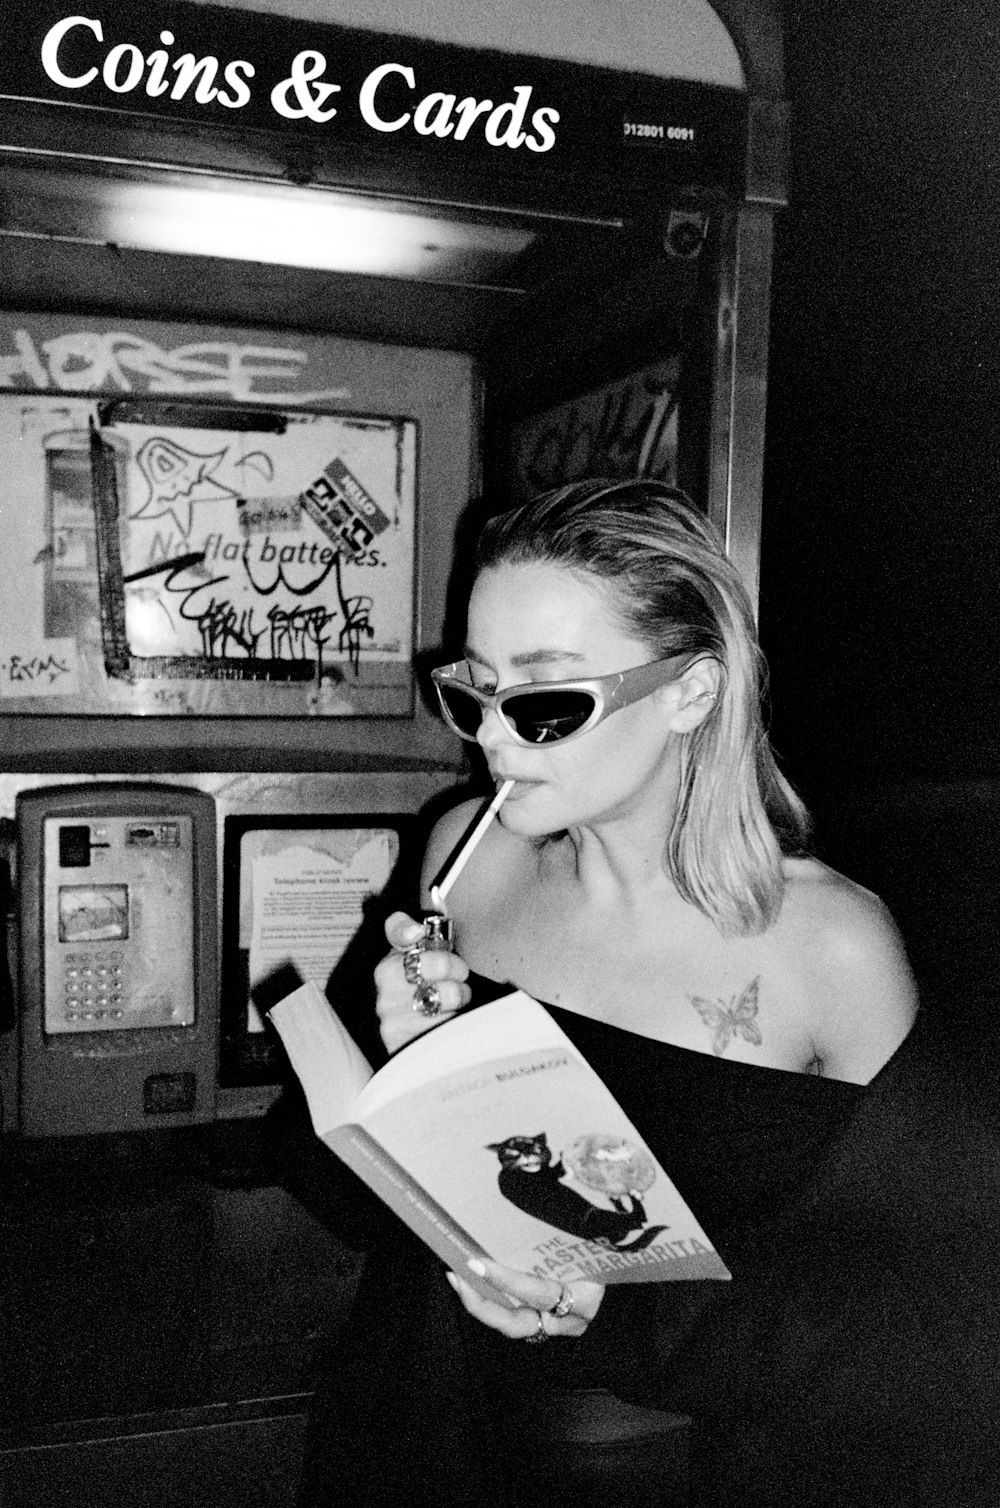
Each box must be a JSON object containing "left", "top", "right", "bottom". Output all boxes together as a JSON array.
[{"left": 473, "top": 478, "right": 809, "bottom": 937}]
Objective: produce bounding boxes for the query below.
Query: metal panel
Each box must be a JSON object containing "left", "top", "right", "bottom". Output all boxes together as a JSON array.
[{"left": 703, "top": 204, "right": 774, "bottom": 607}]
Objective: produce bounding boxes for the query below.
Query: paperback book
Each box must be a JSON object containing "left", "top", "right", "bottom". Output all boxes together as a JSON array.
[{"left": 269, "top": 982, "right": 731, "bottom": 1288}]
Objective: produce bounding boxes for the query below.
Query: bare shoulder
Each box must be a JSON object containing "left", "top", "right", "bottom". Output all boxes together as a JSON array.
[
  {"left": 779, "top": 858, "right": 918, "bottom": 1081},
  {"left": 781, "top": 856, "right": 902, "bottom": 954}
]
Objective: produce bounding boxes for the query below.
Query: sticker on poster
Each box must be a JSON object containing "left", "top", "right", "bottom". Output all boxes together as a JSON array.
[{"left": 300, "top": 457, "right": 392, "bottom": 561}]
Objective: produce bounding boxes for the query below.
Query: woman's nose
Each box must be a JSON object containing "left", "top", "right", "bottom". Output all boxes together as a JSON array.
[{"left": 475, "top": 706, "right": 508, "bottom": 752}]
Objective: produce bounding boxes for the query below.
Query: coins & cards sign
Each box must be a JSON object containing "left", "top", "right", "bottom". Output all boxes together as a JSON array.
[{"left": 36, "top": 13, "right": 562, "bottom": 152}]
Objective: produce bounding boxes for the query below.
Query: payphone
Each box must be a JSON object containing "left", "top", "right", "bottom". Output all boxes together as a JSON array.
[{"left": 16, "top": 783, "right": 218, "bottom": 1136}]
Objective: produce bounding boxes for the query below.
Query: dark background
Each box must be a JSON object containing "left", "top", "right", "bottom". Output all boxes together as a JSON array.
[
  {"left": 757, "top": 2, "right": 1000, "bottom": 1058},
  {"left": 761, "top": 0, "right": 1000, "bottom": 795}
]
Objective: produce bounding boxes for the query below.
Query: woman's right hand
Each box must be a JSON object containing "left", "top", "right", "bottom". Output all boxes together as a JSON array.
[{"left": 375, "top": 911, "right": 472, "bottom": 1054}]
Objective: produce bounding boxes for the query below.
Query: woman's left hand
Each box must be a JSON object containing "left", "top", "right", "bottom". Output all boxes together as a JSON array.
[{"left": 446, "top": 1257, "right": 604, "bottom": 1341}]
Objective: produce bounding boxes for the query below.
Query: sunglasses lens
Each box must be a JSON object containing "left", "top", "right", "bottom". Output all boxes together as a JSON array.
[
  {"left": 438, "top": 682, "right": 486, "bottom": 738},
  {"left": 503, "top": 689, "right": 598, "bottom": 744}
]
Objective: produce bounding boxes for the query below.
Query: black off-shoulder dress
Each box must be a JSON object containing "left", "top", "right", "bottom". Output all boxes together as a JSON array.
[{"left": 294, "top": 976, "right": 1000, "bottom": 1508}]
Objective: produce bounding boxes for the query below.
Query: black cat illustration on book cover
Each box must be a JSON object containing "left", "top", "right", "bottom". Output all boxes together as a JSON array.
[{"left": 486, "top": 1131, "right": 667, "bottom": 1250}]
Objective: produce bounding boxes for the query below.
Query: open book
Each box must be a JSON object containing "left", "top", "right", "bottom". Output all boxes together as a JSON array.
[{"left": 269, "top": 983, "right": 730, "bottom": 1287}]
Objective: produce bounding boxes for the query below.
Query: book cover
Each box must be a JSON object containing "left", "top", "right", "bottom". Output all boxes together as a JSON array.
[{"left": 269, "top": 982, "right": 730, "bottom": 1287}]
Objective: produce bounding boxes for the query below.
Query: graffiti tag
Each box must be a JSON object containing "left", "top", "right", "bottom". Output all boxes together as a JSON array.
[
  {"left": 0, "top": 327, "right": 350, "bottom": 404},
  {"left": 513, "top": 364, "right": 681, "bottom": 498},
  {"left": 3, "top": 651, "right": 74, "bottom": 685}
]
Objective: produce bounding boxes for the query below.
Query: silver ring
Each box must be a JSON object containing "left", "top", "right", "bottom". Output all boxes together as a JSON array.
[
  {"left": 524, "top": 1311, "right": 548, "bottom": 1344},
  {"left": 412, "top": 982, "right": 443, "bottom": 1018},
  {"left": 402, "top": 945, "right": 424, "bottom": 986},
  {"left": 548, "top": 1287, "right": 575, "bottom": 1319}
]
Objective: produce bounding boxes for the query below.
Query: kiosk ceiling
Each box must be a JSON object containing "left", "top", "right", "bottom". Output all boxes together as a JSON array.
[{"left": 0, "top": 0, "right": 769, "bottom": 360}]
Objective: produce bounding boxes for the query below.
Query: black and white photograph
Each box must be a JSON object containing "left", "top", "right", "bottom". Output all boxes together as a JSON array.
[{"left": 1, "top": 2, "right": 998, "bottom": 1504}]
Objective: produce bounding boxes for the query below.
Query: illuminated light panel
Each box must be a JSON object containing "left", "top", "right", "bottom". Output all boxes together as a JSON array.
[{"left": 2, "top": 166, "right": 537, "bottom": 282}]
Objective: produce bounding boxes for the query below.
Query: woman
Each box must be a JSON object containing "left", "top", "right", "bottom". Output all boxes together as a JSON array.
[{"left": 299, "top": 480, "right": 995, "bottom": 1507}]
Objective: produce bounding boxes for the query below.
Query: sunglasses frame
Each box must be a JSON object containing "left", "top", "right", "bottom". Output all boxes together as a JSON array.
[{"left": 430, "top": 654, "right": 698, "bottom": 747}]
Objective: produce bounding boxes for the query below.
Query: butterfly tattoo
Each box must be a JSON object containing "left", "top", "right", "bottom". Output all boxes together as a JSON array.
[{"left": 690, "top": 977, "right": 763, "bottom": 1056}]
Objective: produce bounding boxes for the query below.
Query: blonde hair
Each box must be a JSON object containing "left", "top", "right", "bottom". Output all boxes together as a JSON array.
[{"left": 474, "top": 479, "right": 809, "bottom": 937}]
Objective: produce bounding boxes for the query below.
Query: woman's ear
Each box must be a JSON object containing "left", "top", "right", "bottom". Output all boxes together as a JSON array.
[{"left": 665, "top": 657, "right": 722, "bottom": 732}]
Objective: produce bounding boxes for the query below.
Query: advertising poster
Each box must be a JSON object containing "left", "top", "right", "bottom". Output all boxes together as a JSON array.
[{"left": 0, "top": 390, "right": 417, "bottom": 717}]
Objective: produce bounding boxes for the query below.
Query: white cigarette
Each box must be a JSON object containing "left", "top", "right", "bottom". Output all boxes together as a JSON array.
[{"left": 430, "top": 779, "right": 515, "bottom": 913}]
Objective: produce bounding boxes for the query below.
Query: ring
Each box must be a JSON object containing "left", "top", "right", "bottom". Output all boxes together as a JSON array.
[
  {"left": 402, "top": 945, "right": 424, "bottom": 986},
  {"left": 524, "top": 1311, "right": 548, "bottom": 1344},
  {"left": 548, "top": 1287, "right": 575, "bottom": 1319},
  {"left": 412, "top": 982, "right": 443, "bottom": 1018}
]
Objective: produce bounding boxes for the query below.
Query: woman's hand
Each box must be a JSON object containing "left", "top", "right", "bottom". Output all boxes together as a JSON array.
[
  {"left": 375, "top": 911, "right": 472, "bottom": 1054},
  {"left": 446, "top": 1257, "right": 604, "bottom": 1342}
]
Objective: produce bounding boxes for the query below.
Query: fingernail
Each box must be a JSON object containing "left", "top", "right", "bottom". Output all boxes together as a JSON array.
[{"left": 467, "top": 1258, "right": 487, "bottom": 1277}]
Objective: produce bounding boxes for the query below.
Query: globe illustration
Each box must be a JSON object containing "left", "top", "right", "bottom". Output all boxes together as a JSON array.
[{"left": 562, "top": 1134, "right": 656, "bottom": 1198}]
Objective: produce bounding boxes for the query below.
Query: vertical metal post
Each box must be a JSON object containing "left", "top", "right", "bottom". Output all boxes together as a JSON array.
[{"left": 704, "top": 203, "right": 776, "bottom": 614}]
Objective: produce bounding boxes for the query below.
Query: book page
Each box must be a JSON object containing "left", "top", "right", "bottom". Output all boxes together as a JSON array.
[
  {"left": 268, "top": 981, "right": 373, "bottom": 1131},
  {"left": 352, "top": 991, "right": 566, "bottom": 1117}
]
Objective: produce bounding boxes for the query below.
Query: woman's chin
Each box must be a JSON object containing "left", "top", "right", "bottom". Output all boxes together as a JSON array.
[{"left": 496, "top": 782, "right": 552, "bottom": 831}]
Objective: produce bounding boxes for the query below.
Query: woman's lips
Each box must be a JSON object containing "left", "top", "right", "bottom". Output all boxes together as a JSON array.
[{"left": 493, "top": 775, "right": 543, "bottom": 797}]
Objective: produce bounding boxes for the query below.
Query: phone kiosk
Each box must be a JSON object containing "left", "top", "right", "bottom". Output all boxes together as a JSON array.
[
  {"left": 0, "top": 1, "right": 787, "bottom": 1502},
  {"left": 0, "top": 0, "right": 787, "bottom": 1125}
]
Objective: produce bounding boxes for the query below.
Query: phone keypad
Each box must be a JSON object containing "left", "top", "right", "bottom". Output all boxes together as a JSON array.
[{"left": 63, "top": 951, "right": 126, "bottom": 1022}]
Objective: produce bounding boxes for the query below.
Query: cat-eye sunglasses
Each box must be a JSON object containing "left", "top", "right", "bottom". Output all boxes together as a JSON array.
[{"left": 431, "top": 653, "right": 699, "bottom": 748}]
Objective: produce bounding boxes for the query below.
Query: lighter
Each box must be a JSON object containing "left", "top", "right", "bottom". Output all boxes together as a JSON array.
[{"left": 410, "top": 912, "right": 455, "bottom": 1018}]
